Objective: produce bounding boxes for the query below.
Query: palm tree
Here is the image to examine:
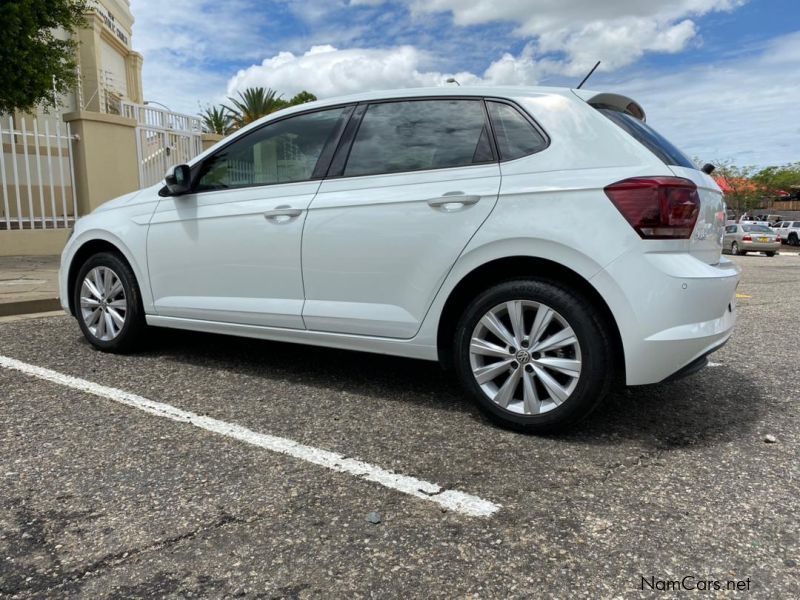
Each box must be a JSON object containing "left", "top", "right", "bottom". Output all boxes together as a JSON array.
[
  {"left": 224, "top": 87, "right": 288, "bottom": 128},
  {"left": 199, "top": 105, "right": 233, "bottom": 135}
]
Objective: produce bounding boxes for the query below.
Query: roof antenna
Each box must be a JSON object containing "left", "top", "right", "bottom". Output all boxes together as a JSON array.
[{"left": 576, "top": 61, "right": 601, "bottom": 89}]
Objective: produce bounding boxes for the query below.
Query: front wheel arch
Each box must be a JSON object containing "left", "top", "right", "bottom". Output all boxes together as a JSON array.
[{"left": 68, "top": 239, "right": 136, "bottom": 316}]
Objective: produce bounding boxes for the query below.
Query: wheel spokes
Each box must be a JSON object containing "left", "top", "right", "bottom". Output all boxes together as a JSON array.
[
  {"left": 494, "top": 368, "right": 521, "bottom": 408},
  {"left": 469, "top": 299, "right": 582, "bottom": 416},
  {"left": 534, "top": 357, "right": 581, "bottom": 377},
  {"left": 532, "top": 326, "right": 577, "bottom": 353},
  {"left": 474, "top": 359, "right": 514, "bottom": 384},
  {"left": 532, "top": 363, "right": 569, "bottom": 405},
  {"left": 82, "top": 278, "right": 103, "bottom": 301},
  {"left": 522, "top": 371, "right": 541, "bottom": 414},
  {"left": 528, "top": 305, "right": 553, "bottom": 346},
  {"left": 470, "top": 337, "right": 511, "bottom": 359},
  {"left": 480, "top": 311, "right": 517, "bottom": 348},
  {"left": 80, "top": 266, "right": 127, "bottom": 341},
  {"left": 506, "top": 301, "right": 525, "bottom": 345}
]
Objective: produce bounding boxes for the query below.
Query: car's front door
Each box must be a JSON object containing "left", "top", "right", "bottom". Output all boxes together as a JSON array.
[
  {"left": 301, "top": 98, "right": 501, "bottom": 338},
  {"left": 147, "top": 105, "right": 351, "bottom": 328}
]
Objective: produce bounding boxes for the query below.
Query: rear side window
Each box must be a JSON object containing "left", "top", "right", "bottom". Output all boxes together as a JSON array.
[
  {"left": 794, "top": 222, "right": 800, "bottom": 227},
  {"left": 486, "top": 101, "right": 548, "bottom": 160},
  {"left": 344, "top": 99, "right": 492, "bottom": 177},
  {"left": 725, "top": 225, "right": 737, "bottom": 233},
  {"left": 597, "top": 107, "right": 695, "bottom": 169}
]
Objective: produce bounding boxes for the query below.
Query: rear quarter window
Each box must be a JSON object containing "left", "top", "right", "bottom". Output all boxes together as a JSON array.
[
  {"left": 486, "top": 101, "right": 548, "bottom": 161},
  {"left": 597, "top": 106, "right": 695, "bottom": 169}
]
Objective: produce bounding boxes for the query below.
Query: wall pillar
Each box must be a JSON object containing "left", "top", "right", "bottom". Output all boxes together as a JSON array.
[
  {"left": 125, "top": 52, "right": 145, "bottom": 104},
  {"left": 63, "top": 111, "right": 140, "bottom": 214},
  {"left": 201, "top": 133, "right": 224, "bottom": 152}
]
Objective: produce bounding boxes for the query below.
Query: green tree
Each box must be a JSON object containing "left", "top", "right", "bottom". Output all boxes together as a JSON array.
[
  {"left": 713, "top": 160, "right": 764, "bottom": 217},
  {"left": 199, "top": 105, "right": 233, "bottom": 135},
  {"left": 224, "top": 87, "right": 288, "bottom": 128},
  {"left": 0, "top": 0, "right": 88, "bottom": 114},
  {"left": 288, "top": 91, "right": 317, "bottom": 106},
  {"left": 751, "top": 163, "right": 800, "bottom": 196}
]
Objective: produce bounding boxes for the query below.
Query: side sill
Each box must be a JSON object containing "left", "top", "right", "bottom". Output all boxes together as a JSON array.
[{"left": 145, "top": 315, "right": 439, "bottom": 362}]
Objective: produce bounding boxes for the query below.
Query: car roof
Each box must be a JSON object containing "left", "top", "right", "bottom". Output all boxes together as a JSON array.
[
  {"left": 189, "top": 85, "right": 645, "bottom": 167},
  {"left": 315, "top": 85, "right": 578, "bottom": 104}
]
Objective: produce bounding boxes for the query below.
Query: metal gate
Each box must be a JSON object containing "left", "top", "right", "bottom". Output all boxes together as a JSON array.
[
  {"left": 121, "top": 102, "right": 204, "bottom": 188},
  {"left": 0, "top": 114, "right": 79, "bottom": 230}
]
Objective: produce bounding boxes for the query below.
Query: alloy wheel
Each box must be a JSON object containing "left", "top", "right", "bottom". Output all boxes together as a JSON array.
[
  {"left": 80, "top": 266, "right": 127, "bottom": 341},
  {"left": 468, "top": 300, "right": 582, "bottom": 415}
]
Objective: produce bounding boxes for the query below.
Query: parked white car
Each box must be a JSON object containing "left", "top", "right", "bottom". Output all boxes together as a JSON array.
[
  {"left": 59, "top": 87, "right": 740, "bottom": 431},
  {"left": 776, "top": 221, "right": 800, "bottom": 245}
]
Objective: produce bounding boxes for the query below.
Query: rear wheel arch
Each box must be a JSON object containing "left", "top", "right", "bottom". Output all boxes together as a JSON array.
[{"left": 436, "top": 256, "right": 624, "bottom": 382}]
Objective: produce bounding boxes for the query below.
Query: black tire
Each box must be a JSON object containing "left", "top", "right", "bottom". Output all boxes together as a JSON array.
[
  {"left": 453, "top": 279, "right": 614, "bottom": 433},
  {"left": 73, "top": 251, "right": 147, "bottom": 353},
  {"left": 731, "top": 242, "right": 744, "bottom": 256},
  {"left": 766, "top": 251, "right": 776, "bottom": 257},
  {"left": 789, "top": 234, "right": 799, "bottom": 246}
]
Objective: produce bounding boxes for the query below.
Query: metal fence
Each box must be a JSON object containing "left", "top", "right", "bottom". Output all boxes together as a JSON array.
[
  {"left": 121, "top": 102, "right": 204, "bottom": 188},
  {"left": 0, "top": 114, "right": 78, "bottom": 230}
]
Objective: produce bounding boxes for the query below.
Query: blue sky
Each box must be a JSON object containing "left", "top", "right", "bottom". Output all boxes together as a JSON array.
[{"left": 129, "top": 0, "right": 799, "bottom": 167}]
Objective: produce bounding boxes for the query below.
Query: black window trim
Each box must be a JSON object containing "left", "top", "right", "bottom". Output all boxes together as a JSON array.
[
  {"left": 163, "top": 102, "right": 357, "bottom": 196},
  {"left": 325, "top": 95, "right": 512, "bottom": 180},
  {"left": 483, "top": 96, "right": 551, "bottom": 162}
]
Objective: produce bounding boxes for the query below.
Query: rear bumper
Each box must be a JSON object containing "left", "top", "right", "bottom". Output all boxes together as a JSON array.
[
  {"left": 591, "top": 252, "right": 740, "bottom": 386},
  {"left": 741, "top": 241, "right": 780, "bottom": 252},
  {"left": 660, "top": 337, "right": 728, "bottom": 383}
]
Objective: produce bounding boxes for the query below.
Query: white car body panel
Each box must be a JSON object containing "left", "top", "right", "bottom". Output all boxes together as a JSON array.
[
  {"left": 303, "top": 163, "right": 500, "bottom": 338},
  {"left": 59, "top": 85, "right": 741, "bottom": 386},
  {"left": 147, "top": 180, "right": 320, "bottom": 329}
]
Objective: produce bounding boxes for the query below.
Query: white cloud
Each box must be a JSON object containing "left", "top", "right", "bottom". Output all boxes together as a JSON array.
[
  {"left": 353, "top": 0, "right": 745, "bottom": 74},
  {"left": 227, "top": 45, "right": 481, "bottom": 98},
  {"left": 227, "top": 32, "right": 800, "bottom": 168},
  {"left": 129, "top": 0, "right": 272, "bottom": 113},
  {"left": 614, "top": 32, "right": 800, "bottom": 166}
]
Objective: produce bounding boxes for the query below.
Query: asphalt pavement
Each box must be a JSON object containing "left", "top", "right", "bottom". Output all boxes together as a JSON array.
[{"left": 1, "top": 254, "right": 798, "bottom": 598}]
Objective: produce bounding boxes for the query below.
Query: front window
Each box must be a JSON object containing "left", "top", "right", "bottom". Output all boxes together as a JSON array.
[{"left": 197, "top": 107, "right": 348, "bottom": 191}]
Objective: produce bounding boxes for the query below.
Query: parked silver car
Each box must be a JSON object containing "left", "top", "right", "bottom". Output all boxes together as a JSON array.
[{"left": 723, "top": 224, "right": 780, "bottom": 256}]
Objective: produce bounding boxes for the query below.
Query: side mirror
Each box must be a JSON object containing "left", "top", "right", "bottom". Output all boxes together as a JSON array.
[{"left": 164, "top": 164, "right": 191, "bottom": 195}]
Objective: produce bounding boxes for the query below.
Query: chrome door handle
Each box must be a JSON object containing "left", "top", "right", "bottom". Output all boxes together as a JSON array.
[
  {"left": 427, "top": 194, "right": 481, "bottom": 210},
  {"left": 264, "top": 206, "right": 303, "bottom": 222}
]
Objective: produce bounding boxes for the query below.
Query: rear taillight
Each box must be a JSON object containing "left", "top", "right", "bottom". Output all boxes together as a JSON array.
[
  {"left": 777, "top": 235, "right": 782, "bottom": 243},
  {"left": 604, "top": 177, "right": 700, "bottom": 239},
  {"left": 742, "top": 235, "right": 752, "bottom": 242}
]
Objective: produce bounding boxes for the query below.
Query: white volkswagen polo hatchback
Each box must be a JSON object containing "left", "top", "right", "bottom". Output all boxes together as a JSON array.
[{"left": 60, "top": 87, "right": 739, "bottom": 431}]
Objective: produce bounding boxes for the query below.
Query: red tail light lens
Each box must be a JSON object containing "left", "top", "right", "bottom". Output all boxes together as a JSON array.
[
  {"left": 777, "top": 235, "right": 782, "bottom": 243},
  {"left": 742, "top": 235, "right": 752, "bottom": 242},
  {"left": 604, "top": 177, "right": 700, "bottom": 239}
]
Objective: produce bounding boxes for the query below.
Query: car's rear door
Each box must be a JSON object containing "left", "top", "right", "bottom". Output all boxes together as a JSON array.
[{"left": 301, "top": 98, "right": 501, "bottom": 338}]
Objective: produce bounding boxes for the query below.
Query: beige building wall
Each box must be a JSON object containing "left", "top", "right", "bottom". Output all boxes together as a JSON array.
[{"left": 0, "top": 0, "right": 146, "bottom": 257}]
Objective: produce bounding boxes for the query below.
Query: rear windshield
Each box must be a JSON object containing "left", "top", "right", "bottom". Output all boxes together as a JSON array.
[
  {"left": 597, "top": 106, "right": 695, "bottom": 169},
  {"left": 742, "top": 225, "right": 773, "bottom": 233}
]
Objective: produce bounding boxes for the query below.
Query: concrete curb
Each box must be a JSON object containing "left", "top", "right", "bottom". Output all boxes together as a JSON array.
[{"left": 0, "top": 298, "right": 62, "bottom": 317}]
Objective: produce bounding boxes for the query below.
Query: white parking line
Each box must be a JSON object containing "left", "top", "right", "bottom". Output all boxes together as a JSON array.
[{"left": 0, "top": 355, "right": 500, "bottom": 518}]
